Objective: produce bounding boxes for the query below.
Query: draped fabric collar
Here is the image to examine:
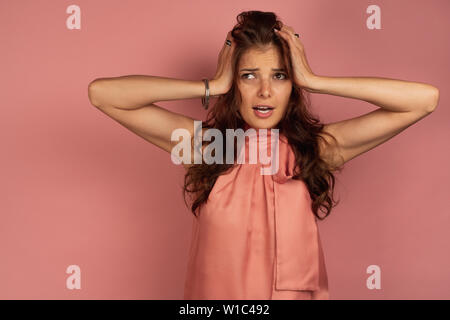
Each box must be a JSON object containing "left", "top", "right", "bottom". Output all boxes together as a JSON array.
[{"left": 240, "top": 122, "right": 297, "bottom": 184}]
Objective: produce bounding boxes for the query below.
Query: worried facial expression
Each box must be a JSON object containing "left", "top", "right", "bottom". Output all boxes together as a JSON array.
[{"left": 236, "top": 45, "right": 293, "bottom": 129}]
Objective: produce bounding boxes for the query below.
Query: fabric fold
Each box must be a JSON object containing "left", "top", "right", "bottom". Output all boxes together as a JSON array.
[
  {"left": 241, "top": 126, "right": 321, "bottom": 291},
  {"left": 184, "top": 124, "right": 324, "bottom": 299}
]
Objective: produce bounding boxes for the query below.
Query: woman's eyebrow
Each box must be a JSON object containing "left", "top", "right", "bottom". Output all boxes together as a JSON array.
[{"left": 239, "top": 68, "right": 286, "bottom": 72}]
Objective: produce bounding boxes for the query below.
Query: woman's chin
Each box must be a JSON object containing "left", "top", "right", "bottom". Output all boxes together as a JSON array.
[{"left": 245, "top": 118, "right": 278, "bottom": 130}]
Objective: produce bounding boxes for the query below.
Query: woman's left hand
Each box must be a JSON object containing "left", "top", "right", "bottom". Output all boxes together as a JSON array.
[{"left": 274, "top": 25, "right": 318, "bottom": 92}]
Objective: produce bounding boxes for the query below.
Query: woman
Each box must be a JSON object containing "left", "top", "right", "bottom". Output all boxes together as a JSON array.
[{"left": 87, "top": 11, "right": 439, "bottom": 300}]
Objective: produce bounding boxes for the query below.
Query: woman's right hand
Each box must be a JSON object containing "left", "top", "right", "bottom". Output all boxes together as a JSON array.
[{"left": 211, "top": 31, "right": 235, "bottom": 95}]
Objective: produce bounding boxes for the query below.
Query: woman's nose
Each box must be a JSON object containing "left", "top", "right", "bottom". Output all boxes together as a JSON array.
[{"left": 258, "top": 80, "right": 272, "bottom": 97}]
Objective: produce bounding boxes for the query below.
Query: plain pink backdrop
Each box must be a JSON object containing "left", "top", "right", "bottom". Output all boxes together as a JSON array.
[{"left": 1, "top": 0, "right": 449, "bottom": 299}]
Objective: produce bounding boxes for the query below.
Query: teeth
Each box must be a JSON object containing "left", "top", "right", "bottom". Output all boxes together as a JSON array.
[
  {"left": 254, "top": 106, "right": 272, "bottom": 110},
  {"left": 257, "top": 109, "right": 271, "bottom": 114}
]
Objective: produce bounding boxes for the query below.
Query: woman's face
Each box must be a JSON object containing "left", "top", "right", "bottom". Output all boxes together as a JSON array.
[{"left": 236, "top": 45, "right": 293, "bottom": 129}]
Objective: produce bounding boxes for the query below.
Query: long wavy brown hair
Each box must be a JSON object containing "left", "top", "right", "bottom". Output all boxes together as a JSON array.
[{"left": 183, "top": 10, "right": 344, "bottom": 220}]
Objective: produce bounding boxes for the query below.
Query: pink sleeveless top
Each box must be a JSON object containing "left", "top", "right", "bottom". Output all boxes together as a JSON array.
[{"left": 183, "top": 124, "right": 329, "bottom": 300}]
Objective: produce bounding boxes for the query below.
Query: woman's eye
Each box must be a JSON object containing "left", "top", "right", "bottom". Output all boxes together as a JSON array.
[
  {"left": 241, "top": 73, "right": 287, "bottom": 80},
  {"left": 275, "top": 73, "right": 287, "bottom": 80}
]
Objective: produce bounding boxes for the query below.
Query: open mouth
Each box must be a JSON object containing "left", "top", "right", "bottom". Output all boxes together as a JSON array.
[
  {"left": 252, "top": 105, "right": 274, "bottom": 112},
  {"left": 252, "top": 105, "right": 275, "bottom": 118}
]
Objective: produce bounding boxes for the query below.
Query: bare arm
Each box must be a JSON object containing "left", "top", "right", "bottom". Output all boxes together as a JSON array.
[
  {"left": 88, "top": 75, "right": 224, "bottom": 109},
  {"left": 87, "top": 31, "right": 234, "bottom": 168},
  {"left": 309, "top": 75, "right": 439, "bottom": 168},
  {"left": 88, "top": 76, "right": 226, "bottom": 169}
]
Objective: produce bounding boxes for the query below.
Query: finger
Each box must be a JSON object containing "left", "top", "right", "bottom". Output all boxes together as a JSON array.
[
  {"left": 218, "top": 32, "right": 231, "bottom": 59},
  {"left": 277, "top": 28, "right": 296, "bottom": 42},
  {"left": 218, "top": 35, "right": 231, "bottom": 57},
  {"left": 279, "top": 25, "right": 299, "bottom": 40},
  {"left": 274, "top": 28, "right": 293, "bottom": 50},
  {"left": 217, "top": 32, "right": 233, "bottom": 67},
  {"left": 277, "top": 28, "right": 303, "bottom": 51},
  {"left": 223, "top": 35, "right": 232, "bottom": 54},
  {"left": 280, "top": 25, "right": 292, "bottom": 32},
  {"left": 280, "top": 25, "right": 297, "bottom": 36},
  {"left": 276, "top": 30, "right": 302, "bottom": 66}
]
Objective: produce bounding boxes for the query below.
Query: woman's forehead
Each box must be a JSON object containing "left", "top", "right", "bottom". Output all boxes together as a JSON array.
[{"left": 239, "top": 46, "right": 285, "bottom": 69}]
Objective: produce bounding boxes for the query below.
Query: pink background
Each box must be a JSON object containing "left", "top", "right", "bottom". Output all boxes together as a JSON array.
[{"left": 1, "top": 0, "right": 449, "bottom": 299}]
